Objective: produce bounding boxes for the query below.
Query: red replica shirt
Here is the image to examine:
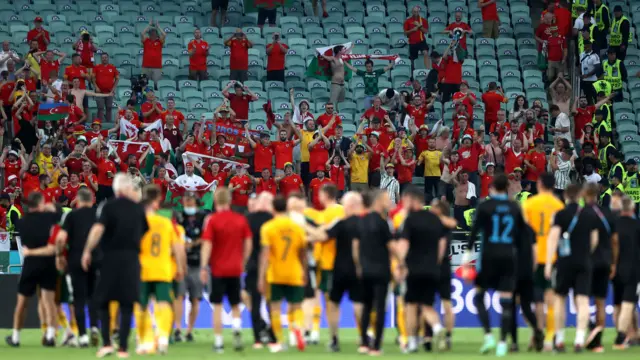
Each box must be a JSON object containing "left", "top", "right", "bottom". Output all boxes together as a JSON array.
[
  {"left": 256, "top": 178, "right": 277, "bottom": 195},
  {"left": 93, "top": 63, "right": 118, "bottom": 92},
  {"left": 316, "top": 113, "right": 341, "bottom": 138},
  {"left": 188, "top": 39, "right": 209, "bottom": 71},
  {"left": 228, "top": 38, "right": 250, "bottom": 71},
  {"left": 525, "top": 150, "right": 547, "bottom": 182},
  {"left": 329, "top": 165, "right": 346, "bottom": 191},
  {"left": 481, "top": 91, "right": 506, "bottom": 124},
  {"left": 457, "top": 142, "right": 484, "bottom": 172},
  {"left": 309, "top": 177, "right": 332, "bottom": 210},
  {"left": 266, "top": 42, "right": 289, "bottom": 71},
  {"left": 64, "top": 65, "right": 88, "bottom": 89},
  {"left": 480, "top": 0, "right": 499, "bottom": 21},
  {"left": 363, "top": 107, "right": 387, "bottom": 122},
  {"left": 445, "top": 22, "right": 472, "bottom": 49},
  {"left": 22, "top": 173, "right": 40, "bottom": 198},
  {"left": 453, "top": 92, "right": 476, "bottom": 119},
  {"left": 27, "top": 28, "right": 50, "bottom": 51},
  {"left": 535, "top": 23, "right": 558, "bottom": 51},
  {"left": 413, "top": 135, "right": 430, "bottom": 156},
  {"left": 442, "top": 57, "right": 462, "bottom": 84},
  {"left": 253, "top": 143, "right": 274, "bottom": 173},
  {"left": 309, "top": 141, "right": 329, "bottom": 173},
  {"left": 547, "top": 35, "right": 566, "bottom": 62},
  {"left": 161, "top": 109, "right": 185, "bottom": 127},
  {"left": 518, "top": 123, "right": 544, "bottom": 140},
  {"left": 480, "top": 173, "right": 493, "bottom": 198},
  {"left": 504, "top": 149, "right": 525, "bottom": 174},
  {"left": 211, "top": 143, "right": 235, "bottom": 159},
  {"left": 142, "top": 38, "right": 163, "bottom": 68},
  {"left": 365, "top": 127, "right": 395, "bottom": 150},
  {"left": 3, "top": 159, "right": 21, "bottom": 186},
  {"left": 279, "top": 174, "right": 303, "bottom": 197},
  {"left": 152, "top": 178, "right": 169, "bottom": 200},
  {"left": 203, "top": 170, "right": 228, "bottom": 185},
  {"left": 406, "top": 104, "right": 428, "bottom": 127},
  {"left": 76, "top": 41, "right": 96, "bottom": 68},
  {"left": 397, "top": 161, "right": 415, "bottom": 184},
  {"left": 369, "top": 143, "right": 387, "bottom": 171},
  {"left": 63, "top": 184, "right": 80, "bottom": 204},
  {"left": 140, "top": 101, "right": 163, "bottom": 123},
  {"left": 272, "top": 140, "right": 294, "bottom": 169},
  {"left": 403, "top": 17, "right": 428, "bottom": 44},
  {"left": 201, "top": 210, "right": 252, "bottom": 277},
  {"left": 0, "top": 81, "right": 15, "bottom": 104},
  {"left": 80, "top": 173, "right": 98, "bottom": 192},
  {"left": 24, "top": 78, "right": 37, "bottom": 92},
  {"left": 229, "top": 175, "right": 251, "bottom": 207},
  {"left": 40, "top": 186, "right": 56, "bottom": 204},
  {"left": 226, "top": 93, "right": 252, "bottom": 120},
  {"left": 96, "top": 158, "right": 116, "bottom": 186},
  {"left": 39, "top": 59, "right": 60, "bottom": 83},
  {"left": 574, "top": 106, "right": 595, "bottom": 139},
  {"left": 65, "top": 156, "right": 84, "bottom": 174}
]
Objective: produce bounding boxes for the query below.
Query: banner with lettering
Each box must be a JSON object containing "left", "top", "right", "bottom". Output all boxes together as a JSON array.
[{"left": 209, "top": 119, "right": 261, "bottom": 152}]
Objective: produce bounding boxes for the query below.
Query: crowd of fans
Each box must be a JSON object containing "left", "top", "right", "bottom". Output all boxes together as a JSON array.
[{"left": 0, "top": 0, "right": 636, "bottom": 243}]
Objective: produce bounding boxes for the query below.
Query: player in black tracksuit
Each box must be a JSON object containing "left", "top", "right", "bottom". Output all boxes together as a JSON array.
[
  {"left": 510, "top": 224, "right": 544, "bottom": 352},
  {"left": 466, "top": 174, "right": 528, "bottom": 356}
]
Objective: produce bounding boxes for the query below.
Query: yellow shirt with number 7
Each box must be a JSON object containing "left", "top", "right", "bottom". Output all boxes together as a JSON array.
[{"left": 260, "top": 215, "right": 307, "bottom": 286}]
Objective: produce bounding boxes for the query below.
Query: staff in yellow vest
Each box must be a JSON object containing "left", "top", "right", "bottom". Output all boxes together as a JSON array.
[
  {"left": 597, "top": 132, "right": 616, "bottom": 176},
  {"left": 602, "top": 48, "right": 627, "bottom": 102},
  {"left": 572, "top": 0, "right": 588, "bottom": 19},
  {"left": 593, "top": 108, "right": 611, "bottom": 137},
  {"left": 623, "top": 159, "right": 640, "bottom": 206},
  {"left": 610, "top": 5, "right": 632, "bottom": 60},
  {"left": 578, "top": 23, "right": 596, "bottom": 54},
  {"left": 2, "top": 194, "right": 22, "bottom": 238},
  {"left": 598, "top": 178, "right": 613, "bottom": 208},
  {"left": 593, "top": 0, "right": 611, "bottom": 52},
  {"left": 607, "top": 149, "right": 627, "bottom": 185}
]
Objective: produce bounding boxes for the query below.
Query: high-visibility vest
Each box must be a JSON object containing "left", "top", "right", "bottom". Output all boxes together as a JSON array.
[
  {"left": 624, "top": 172, "right": 640, "bottom": 203},
  {"left": 516, "top": 191, "right": 531, "bottom": 204},
  {"left": 599, "top": 188, "right": 612, "bottom": 206},
  {"left": 610, "top": 16, "right": 631, "bottom": 46},
  {"left": 595, "top": 4, "right": 610, "bottom": 31},
  {"left": 422, "top": 205, "right": 431, "bottom": 211},
  {"left": 609, "top": 161, "right": 626, "bottom": 184},
  {"left": 6, "top": 205, "right": 22, "bottom": 233},
  {"left": 572, "top": 0, "right": 588, "bottom": 18},
  {"left": 602, "top": 59, "right": 623, "bottom": 90},
  {"left": 578, "top": 25, "right": 596, "bottom": 54},
  {"left": 593, "top": 102, "right": 612, "bottom": 131},
  {"left": 464, "top": 208, "right": 475, "bottom": 228},
  {"left": 614, "top": 183, "right": 625, "bottom": 193},
  {"left": 598, "top": 143, "right": 616, "bottom": 175},
  {"left": 593, "top": 79, "right": 612, "bottom": 96}
]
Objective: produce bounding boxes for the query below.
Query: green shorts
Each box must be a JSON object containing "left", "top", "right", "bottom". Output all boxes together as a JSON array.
[
  {"left": 139, "top": 281, "right": 173, "bottom": 307},
  {"left": 319, "top": 270, "right": 333, "bottom": 293},
  {"left": 172, "top": 280, "right": 180, "bottom": 298},
  {"left": 269, "top": 284, "right": 304, "bottom": 303},
  {"left": 533, "top": 266, "right": 552, "bottom": 290}
]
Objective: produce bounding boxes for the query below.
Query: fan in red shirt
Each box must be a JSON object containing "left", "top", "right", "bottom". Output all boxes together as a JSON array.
[
  {"left": 481, "top": 83, "right": 507, "bottom": 130},
  {"left": 140, "top": 91, "right": 164, "bottom": 123},
  {"left": 64, "top": 55, "right": 89, "bottom": 89},
  {"left": 95, "top": 146, "right": 116, "bottom": 202},
  {"left": 84, "top": 119, "right": 109, "bottom": 144},
  {"left": 151, "top": 167, "right": 169, "bottom": 200},
  {"left": 308, "top": 132, "right": 331, "bottom": 176},
  {"left": 255, "top": 168, "right": 278, "bottom": 195},
  {"left": 367, "top": 133, "right": 387, "bottom": 174},
  {"left": 277, "top": 163, "right": 304, "bottom": 197},
  {"left": 65, "top": 173, "right": 81, "bottom": 204},
  {"left": 362, "top": 97, "right": 388, "bottom": 123},
  {"left": 229, "top": 167, "right": 252, "bottom": 209},
  {"left": 141, "top": 22, "right": 166, "bottom": 86},
  {"left": 160, "top": 98, "right": 187, "bottom": 131},
  {"left": 224, "top": 30, "right": 252, "bottom": 79},
  {"left": 364, "top": 118, "right": 396, "bottom": 150},
  {"left": 39, "top": 50, "right": 64, "bottom": 83},
  {"left": 518, "top": 112, "right": 544, "bottom": 140},
  {"left": 405, "top": 96, "right": 430, "bottom": 127},
  {"left": 394, "top": 148, "right": 417, "bottom": 188},
  {"left": 316, "top": 104, "right": 341, "bottom": 138},
  {"left": 504, "top": 139, "right": 526, "bottom": 175},
  {"left": 202, "top": 162, "right": 229, "bottom": 185},
  {"left": 200, "top": 188, "right": 252, "bottom": 312},
  {"left": 223, "top": 83, "right": 258, "bottom": 121},
  {"left": 403, "top": 6, "right": 429, "bottom": 73},
  {"left": 412, "top": 125, "right": 432, "bottom": 156},
  {"left": 248, "top": 132, "right": 274, "bottom": 176},
  {"left": 309, "top": 168, "right": 332, "bottom": 210},
  {"left": 2, "top": 175, "right": 21, "bottom": 203},
  {"left": 21, "top": 163, "right": 41, "bottom": 198},
  {"left": 210, "top": 133, "right": 236, "bottom": 160},
  {"left": 524, "top": 139, "right": 548, "bottom": 182},
  {"left": 0, "top": 79, "right": 15, "bottom": 106},
  {"left": 327, "top": 155, "right": 347, "bottom": 192},
  {"left": 541, "top": 2, "right": 572, "bottom": 37},
  {"left": 34, "top": 174, "right": 56, "bottom": 204},
  {"left": 73, "top": 31, "right": 97, "bottom": 68},
  {"left": 535, "top": 13, "right": 558, "bottom": 51},
  {"left": 2, "top": 149, "right": 22, "bottom": 186},
  {"left": 452, "top": 118, "right": 475, "bottom": 146},
  {"left": 79, "top": 161, "right": 98, "bottom": 194},
  {"left": 479, "top": 0, "right": 499, "bottom": 38},
  {"left": 479, "top": 163, "right": 495, "bottom": 198},
  {"left": 92, "top": 53, "right": 119, "bottom": 120},
  {"left": 457, "top": 135, "right": 484, "bottom": 173},
  {"left": 440, "top": 48, "right": 463, "bottom": 102},
  {"left": 266, "top": 34, "right": 289, "bottom": 81},
  {"left": 445, "top": 12, "right": 473, "bottom": 50},
  {"left": 546, "top": 29, "right": 566, "bottom": 80},
  {"left": 572, "top": 96, "right": 595, "bottom": 139},
  {"left": 188, "top": 29, "right": 209, "bottom": 81},
  {"left": 272, "top": 129, "right": 297, "bottom": 170},
  {"left": 26, "top": 17, "right": 50, "bottom": 51},
  {"left": 452, "top": 82, "right": 477, "bottom": 120}
]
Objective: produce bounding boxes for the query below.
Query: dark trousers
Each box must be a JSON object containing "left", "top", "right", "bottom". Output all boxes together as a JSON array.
[
  {"left": 581, "top": 80, "right": 597, "bottom": 105},
  {"left": 245, "top": 271, "right": 275, "bottom": 344},
  {"left": 424, "top": 176, "right": 439, "bottom": 203},
  {"left": 97, "top": 184, "right": 114, "bottom": 204},
  {"left": 368, "top": 171, "right": 381, "bottom": 188},
  {"left": 301, "top": 161, "right": 311, "bottom": 187},
  {"left": 511, "top": 277, "right": 538, "bottom": 344},
  {"left": 440, "top": 83, "right": 460, "bottom": 103},
  {"left": 360, "top": 276, "right": 388, "bottom": 351},
  {"left": 70, "top": 264, "right": 99, "bottom": 336},
  {"left": 453, "top": 204, "right": 471, "bottom": 230}
]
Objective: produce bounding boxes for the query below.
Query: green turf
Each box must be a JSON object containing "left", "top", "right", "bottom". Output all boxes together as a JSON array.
[{"left": 1, "top": 328, "right": 639, "bottom": 359}]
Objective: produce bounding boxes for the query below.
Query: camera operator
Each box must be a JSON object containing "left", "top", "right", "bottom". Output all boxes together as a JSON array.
[
  {"left": 73, "top": 30, "right": 96, "bottom": 71},
  {"left": 266, "top": 33, "right": 288, "bottom": 83}
]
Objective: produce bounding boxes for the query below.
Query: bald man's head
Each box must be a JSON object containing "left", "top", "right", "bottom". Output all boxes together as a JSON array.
[
  {"left": 256, "top": 192, "right": 274, "bottom": 213},
  {"left": 341, "top": 191, "right": 363, "bottom": 216}
]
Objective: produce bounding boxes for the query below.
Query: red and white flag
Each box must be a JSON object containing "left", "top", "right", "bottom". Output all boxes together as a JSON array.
[
  {"left": 109, "top": 140, "right": 151, "bottom": 162},
  {"left": 181, "top": 151, "right": 250, "bottom": 171},
  {"left": 119, "top": 118, "right": 139, "bottom": 139}
]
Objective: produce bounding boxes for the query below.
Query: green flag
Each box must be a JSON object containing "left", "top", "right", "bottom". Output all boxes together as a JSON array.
[
  {"left": 37, "top": 103, "right": 69, "bottom": 121},
  {"left": 305, "top": 42, "right": 353, "bottom": 81}
]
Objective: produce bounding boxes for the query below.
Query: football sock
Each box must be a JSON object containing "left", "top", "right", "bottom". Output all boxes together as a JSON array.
[
  {"left": 474, "top": 292, "right": 491, "bottom": 334},
  {"left": 134, "top": 304, "right": 148, "bottom": 344},
  {"left": 46, "top": 326, "right": 56, "bottom": 341},
  {"left": 396, "top": 299, "right": 407, "bottom": 343},
  {"left": 58, "top": 311, "right": 70, "bottom": 332},
  {"left": 575, "top": 329, "right": 586, "bottom": 346},
  {"left": 271, "top": 309, "right": 283, "bottom": 344},
  {"left": 545, "top": 306, "right": 555, "bottom": 342},
  {"left": 510, "top": 300, "right": 518, "bottom": 344},
  {"left": 232, "top": 317, "right": 242, "bottom": 332},
  {"left": 369, "top": 311, "right": 377, "bottom": 335},
  {"left": 288, "top": 310, "right": 295, "bottom": 330},
  {"left": 41, "top": 323, "right": 47, "bottom": 334},
  {"left": 155, "top": 303, "right": 173, "bottom": 340},
  {"left": 12, "top": 329, "right": 19, "bottom": 343},
  {"left": 499, "top": 297, "right": 513, "bottom": 342},
  {"left": 556, "top": 328, "right": 565, "bottom": 345},
  {"left": 70, "top": 316, "right": 79, "bottom": 336},
  {"left": 312, "top": 305, "right": 321, "bottom": 333},
  {"left": 293, "top": 308, "right": 304, "bottom": 329},
  {"left": 118, "top": 304, "right": 133, "bottom": 352},
  {"left": 109, "top": 302, "right": 119, "bottom": 333}
]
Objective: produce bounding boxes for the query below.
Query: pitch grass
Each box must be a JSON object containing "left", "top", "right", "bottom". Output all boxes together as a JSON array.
[{"left": 2, "top": 328, "right": 640, "bottom": 359}]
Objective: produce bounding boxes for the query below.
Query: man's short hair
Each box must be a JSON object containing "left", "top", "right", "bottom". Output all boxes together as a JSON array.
[
  {"left": 564, "top": 184, "right": 581, "bottom": 202},
  {"left": 582, "top": 183, "right": 599, "bottom": 199},
  {"left": 549, "top": 104, "right": 560, "bottom": 112},
  {"left": 273, "top": 195, "right": 287, "bottom": 212},
  {"left": 538, "top": 172, "right": 555, "bottom": 190},
  {"left": 320, "top": 183, "right": 338, "bottom": 200},
  {"left": 332, "top": 45, "right": 344, "bottom": 55},
  {"left": 492, "top": 174, "right": 509, "bottom": 192},
  {"left": 402, "top": 185, "right": 423, "bottom": 202},
  {"left": 365, "top": 59, "right": 373, "bottom": 66},
  {"left": 214, "top": 187, "right": 232, "bottom": 206},
  {"left": 363, "top": 189, "right": 385, "bottom": 208},
  {"left": 77, "top": 187, "right": 94, "bottom": 203},
  {"left": 142, "top": 184, "right": 162, "bottom": 205},
  {"left": 27, "top": 192, "right": 44, "bottom": 209}
]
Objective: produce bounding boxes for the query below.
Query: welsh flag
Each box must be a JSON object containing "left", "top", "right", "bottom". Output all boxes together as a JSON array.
[
  {"left": 181, "top": 151, "right": 249, "bottom": 171},
  {"left": 38, "top": 103, "right": 69, "bottom": 121},
  {"left": 119, "top": 118, "right": 139, "bottom": 139},
  {"left": 108, "top": 140, "right": 156, "bottom": 175},
  {"left": 306, "top": 42, "right": 353, "bottom": 81},
  {"left": 243, "top": 0, "right": 293, "bottom": 12}
]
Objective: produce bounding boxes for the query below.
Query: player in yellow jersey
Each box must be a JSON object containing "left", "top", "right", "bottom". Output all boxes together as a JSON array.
[
  {"left": 522, "top": 173, "right": 565, "bottom": 351},
  {"left": 391, "top": 200, "right": 409, "bottom": 350},
  {"left": 134, "top": 185, "right": 186, "bottom": 355},
  {"left": 259, "top": 195, "right": 308, "bottom": 353}
]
